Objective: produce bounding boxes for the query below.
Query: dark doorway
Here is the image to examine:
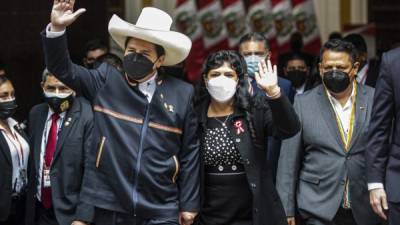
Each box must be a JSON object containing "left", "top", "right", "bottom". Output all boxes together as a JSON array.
[
  {"left": 0, "top": 0, "right": 108, "bottom": 122},
  {"left": 369, "top": 0, "right": 400, "bottom": 53}
]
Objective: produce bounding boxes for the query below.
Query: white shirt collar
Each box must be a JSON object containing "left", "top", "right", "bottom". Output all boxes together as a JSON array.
[
  {"left": 0, "top": 118, "right": 18, "bottom": 131},
  {"left": 326, "top": 84, "right": 356, "bottom": 111},
  {"left": 295, "top": 83, "right": 307, "bottom": 95},
  {"left": 46, "top": 107, "right": 67, "bottom": 121},
  {"left": 138, "top": 72, "right": 158, "bottom": 102},
  {"left": 356, "top": 63, "right": 369, "bottom": 84},
  {"left": 139, "top": 72, "right": 157, "bottom": 88}
]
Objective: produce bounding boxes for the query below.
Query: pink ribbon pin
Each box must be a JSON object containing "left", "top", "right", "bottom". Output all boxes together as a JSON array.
[{"left": 234, "top": 120, "right": 245, "bottom": 135}]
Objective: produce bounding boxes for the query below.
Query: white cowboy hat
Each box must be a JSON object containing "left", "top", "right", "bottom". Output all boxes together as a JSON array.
[{"left": 108, "top": 7, "right": 192, "bottom": 66}]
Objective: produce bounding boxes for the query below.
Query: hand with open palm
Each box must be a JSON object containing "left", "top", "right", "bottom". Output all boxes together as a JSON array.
[
  {"left": 50, "top": 0, "right": 86, "bottom": 32},
  {"left": 254, "top": 59, "right": 281, "bottom": 98}
]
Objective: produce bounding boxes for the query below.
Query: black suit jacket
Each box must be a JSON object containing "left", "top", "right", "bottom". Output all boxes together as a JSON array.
[
  {"left": 367, "top": 47, "right": 400, "bottom": 202},
  {"left": 364, "top": 59, "right": 381, "bottom": 88},
  {"left": 25, "top": 97, "right": 94, "bottom": 225},
  {"left": 0, "top": 121, "right": 28, "bottom": 221}
]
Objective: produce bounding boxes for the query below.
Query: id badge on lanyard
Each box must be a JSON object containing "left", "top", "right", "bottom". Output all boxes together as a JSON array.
[
  {"left": 19, "top": 168, "right": 27, "bottom": 186},
  {"left": 43, "top": 166, "right": 51, "bottom": 188}
]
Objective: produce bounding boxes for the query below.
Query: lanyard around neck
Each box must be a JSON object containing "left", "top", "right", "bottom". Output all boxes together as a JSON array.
[
  {"left": 3, "top": 127, "right": 25, "bottom": 167},
  {"left": 327, "top": 82, "right": 357, "bottom": 151}
]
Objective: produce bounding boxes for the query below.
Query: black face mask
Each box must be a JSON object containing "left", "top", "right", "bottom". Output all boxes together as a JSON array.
[
  {"left": 287, "top": 70, "right": 307, "bottom": 88},
  {"left": 45, "top": 94, "right": 74, "bottom": 114},
  {"left": 0, "top": 99, "right": 17, "bottom": 120},
  {"left": 123, "top": 53, "right": 157, "bottom": 81},
  {"left": 322, "top": 70, "right": 351, "bottom": 93},
  {"left": 85, "top": 62, "right": 95, "bottom": 69}
]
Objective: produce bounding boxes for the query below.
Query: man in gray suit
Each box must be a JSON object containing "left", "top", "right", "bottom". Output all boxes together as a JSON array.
[{"left": 276, "top": 39, "right": 382, "bottom": 225}]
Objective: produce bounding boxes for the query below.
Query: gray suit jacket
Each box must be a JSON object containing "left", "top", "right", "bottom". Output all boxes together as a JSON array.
[{"left": 276, "top": 84, "right": 381, "bottom": 224}]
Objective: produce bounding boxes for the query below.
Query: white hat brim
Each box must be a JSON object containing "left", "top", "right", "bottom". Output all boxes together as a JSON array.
[{"left": 108, "top": 15, "right": 192, "bottom": 66}]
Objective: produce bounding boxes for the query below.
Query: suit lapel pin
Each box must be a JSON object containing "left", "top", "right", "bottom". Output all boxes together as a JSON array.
[
  {"left": 65, "top": 117, "right": 72, "bottom": 126},
  {"left": 234, "top": 120, "right": 245, "bottom": 135},
  {"left": 164, "top": 103, "right": 168, "bottom": 109},
  {"left": 360, "top": 106, "right": 366, "bottom": 111},
  {"left": 168, "top": 105, "right": 174, "bottom": 113},
  {"left": 160, "top": 93, "right": 164, "bottom": 99}
]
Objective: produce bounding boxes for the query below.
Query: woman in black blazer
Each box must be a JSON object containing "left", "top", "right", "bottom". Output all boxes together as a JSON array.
[
  {"left": 0, "top": 76, "right": 29, "bottom": 225},
  {"left": 194, "top": 51, "right": 300, "bottom": 225}
]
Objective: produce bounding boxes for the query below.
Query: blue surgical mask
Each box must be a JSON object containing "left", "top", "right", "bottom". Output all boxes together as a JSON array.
[{"left": 244, "top": 55, "right": 265, "bottom": 78}]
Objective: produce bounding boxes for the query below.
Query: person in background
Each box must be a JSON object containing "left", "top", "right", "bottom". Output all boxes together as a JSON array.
[
  {"left": 162, "top": 61, "right": 187, "bottom": 82},
  {"left": 195, "top": 50, "right": 300, "bottom": 225},
  {"left": 0, "top": 76, "right": 29, "bottom": 225},
  {"left": 25, "top": 69, "right": 94, "bottom": 225},
  {"left": 283, "top": 52, "right": 319, "bottom": 95},
  {"left": 82, "top": 39, "right": 108, "bottom": 69},
  {"left": 277, "top": 39, "right": 382, "bottom": 225},
  {"left": 239, "top": 32, "right": 294, "bottom": 102},
  {"left": 329, "top": 32, "right": 343, "bottom": 40},
  {"left": 344, "top": 33, "right": 380, "bottom": 87},
  {"left": 278, "top": 32, "right": 315, "bottom": 77},
  {"left": 239, "top": 32, "right": 295, "bottom": 183},
  {"left": 367, "top": 47, "right": 400, "bottom": 225},
  {"left": 93, "top": 53, "right": 123, "bottom": 72}
]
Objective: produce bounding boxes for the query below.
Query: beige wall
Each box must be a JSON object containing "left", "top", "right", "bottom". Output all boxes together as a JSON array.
[
  {"left": 350, "top": 0, "right": 368, "bottom": 24},
  {"left": 313, "top": 0, "right": 341, "bottom": 42}
]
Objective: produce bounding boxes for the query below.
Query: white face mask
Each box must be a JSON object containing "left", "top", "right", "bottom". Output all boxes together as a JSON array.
[
  {"left": 206, "top": 76, "right": 238, "bottom": 103},
  {"left": 43, "top": 91, "right": 73, "bottom": 99}
]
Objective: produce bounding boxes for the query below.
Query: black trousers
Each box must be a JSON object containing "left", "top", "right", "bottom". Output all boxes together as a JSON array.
[
  {"left": 302, "top": 208, "right": 357, "bottom": 225},
  {"left": 94, "top": 207, "right": 179, "bottom": 225},
  {"left": 0, "top": 194, "right": 26, "bottom": 225},
  {"left": 35, "top": 200, "right": 58, "bottom": 225},
  {"left": 389, "top": 202, "right": 400, "bottom": 225}
]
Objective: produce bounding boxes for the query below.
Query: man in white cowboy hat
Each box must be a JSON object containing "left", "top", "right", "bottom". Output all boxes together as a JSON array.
[{"left": 39, "top": 0, "right": 200, "bottom": 225}]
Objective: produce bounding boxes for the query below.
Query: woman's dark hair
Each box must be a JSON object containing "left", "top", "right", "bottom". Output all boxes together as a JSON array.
[{"left": 195, "top": 50, "right": 257, "bottom": 139}]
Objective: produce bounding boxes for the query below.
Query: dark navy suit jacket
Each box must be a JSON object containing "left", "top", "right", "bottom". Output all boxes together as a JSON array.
[{"left": 367, "top": 47, "right": 400, "bottom": 203}]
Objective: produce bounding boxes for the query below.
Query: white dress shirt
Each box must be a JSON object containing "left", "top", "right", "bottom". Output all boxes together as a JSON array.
[
  {"left": 0, "top": 118, "right": 30, "bottom": 193},
  {"left": 46, "top": 24, "right": 157, "bottom": 103},
  {"left": 138, "top": 73, "right": 157, "bottom": 102},
  {"left": 295, "top": 83, "right": 306, "bottom": 95},
  {"left": 36, "top": 108, "right": 66, "bottom": 200},
  {"left": 327, "top": 87, "right": 355, "bottom": 138},
  {"left": 356, "top": 64, "right": 369, "bottom": 85},
  {"left": 327, "top": 86, "right": 383, "bottom": 191}
]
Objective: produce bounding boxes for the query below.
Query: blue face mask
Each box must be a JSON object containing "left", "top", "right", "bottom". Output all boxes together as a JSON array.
[{"left": 244, "top": 55, "right": 265, "bottom": 78}]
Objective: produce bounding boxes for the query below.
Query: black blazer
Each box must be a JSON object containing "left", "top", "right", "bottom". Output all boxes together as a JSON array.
[
  {"left": 367, "top": 47, "right": 400, "bottom": 202},
  {"left": 25, "top": 97, "right": 94, "bottom": 225},
  {"left": 364, "top": 59, "right": 381, "bottom": 88},
  {"left": 0, "top": 121, "right": 28, "bottom": 221},
  {"left": 195, "top": 94, "right": 300, "bottom": 225}
]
